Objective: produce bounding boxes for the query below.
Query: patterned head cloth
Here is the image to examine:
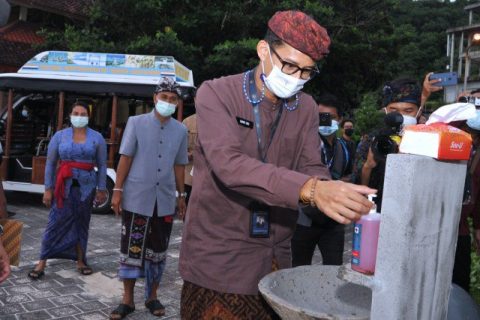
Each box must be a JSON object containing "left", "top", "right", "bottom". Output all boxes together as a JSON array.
[
  {"left": 382, "top": 79, "right": 421, "bottom": 107},
  {"left": 155, "top": 77, "right": 182, "bottom": 96},
  {"left": 268, "top": 10, "right": 330, "bottom": 61}
]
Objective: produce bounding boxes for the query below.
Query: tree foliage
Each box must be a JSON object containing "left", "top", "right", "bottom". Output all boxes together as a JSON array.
[
  {"left": 36, "top": 0, "right": 471, "bottom": 111},
  {"left": 353, "top": 92, "right": 385, "bottom": 136}
]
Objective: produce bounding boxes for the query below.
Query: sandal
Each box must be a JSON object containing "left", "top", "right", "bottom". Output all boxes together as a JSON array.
[
  {"left": 27, "top": 269, "right": 45, "bottom": 280},
  {"left": 145, "top": 299, "right": 165, "bottom": 317},
  {"left": 77, "top": 266, "right": 93, "bottom": 275},
  {"left": 110, "top": 303, "right": 135, "bottom": 320}
]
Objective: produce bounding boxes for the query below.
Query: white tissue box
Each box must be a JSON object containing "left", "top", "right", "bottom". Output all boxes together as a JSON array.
[{"left": 399, "top": 123, "right": 472, "bottom": 160}]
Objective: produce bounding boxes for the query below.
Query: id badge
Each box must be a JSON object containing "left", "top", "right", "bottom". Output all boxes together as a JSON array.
[{"left": 249, "top": 203, "right": 270, "bottom": 238}]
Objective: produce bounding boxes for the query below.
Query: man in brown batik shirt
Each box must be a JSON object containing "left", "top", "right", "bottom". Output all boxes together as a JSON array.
[{"left": 179, "top": 10, "right": 375, "bottom": 319}]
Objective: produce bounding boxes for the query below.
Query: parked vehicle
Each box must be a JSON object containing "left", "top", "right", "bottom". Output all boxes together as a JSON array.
[{"left": 0, "top": 51, "right": 195, "bottom": 214}]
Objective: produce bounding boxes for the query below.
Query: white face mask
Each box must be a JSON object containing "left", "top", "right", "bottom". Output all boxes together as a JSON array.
[
  {"left": 261, "top": 47, "right": 308, "bottom": 99},
  {"left": 155, "top": 100, "right": 176, "bottom": 117},
  {"left": 70, "top": 116, "right": 89, "bottom": 128}
]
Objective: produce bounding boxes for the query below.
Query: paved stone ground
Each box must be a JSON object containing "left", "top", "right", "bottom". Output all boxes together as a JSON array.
[{"left": 0, "top": 191, "right": 353, "bottom": 320}]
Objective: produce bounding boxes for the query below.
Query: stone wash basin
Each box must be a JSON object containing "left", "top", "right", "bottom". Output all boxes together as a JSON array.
[{"left": 259, "top": 265, "right": 371, "bottom": 320}]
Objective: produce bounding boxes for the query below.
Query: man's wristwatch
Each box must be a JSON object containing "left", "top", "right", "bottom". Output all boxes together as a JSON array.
[
  {"left": 0, "top": 224, "right": 4, "bottom": 236},
  {"left": 177, "top": 192, "right": 187, "bottom": 198}
]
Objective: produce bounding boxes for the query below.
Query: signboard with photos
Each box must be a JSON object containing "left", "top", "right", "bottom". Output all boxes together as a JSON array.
[{"left": 18, "top": 51, "right": 194, "bottom": 87}]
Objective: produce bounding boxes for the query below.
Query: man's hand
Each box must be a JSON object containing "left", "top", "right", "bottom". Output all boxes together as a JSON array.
[
  {"left": 177, "top": 197, "right": 186, "bottom": 220},
  {"left": 0, "top": 241, "right": 10, "bottom": 284},
  {"left": 365, "top": 147, "right": 377, "bottom": 170},
  {"left": 360, "top": 147, "right": 377, "bottom": 186},
  {"left": 43, "top": 190, "right": 53, "bottom": 208},
  {"left": 474, "top": 229, "right": 480, "bottom": 256},
  {"left": 301, "top": 179, "right": 376, "bottom": 224},
  {"left": 111, "top": 190, "right": 122, "bottom": 217},
  {"left": 457, "top": 90, "right": 471, "bottom": 101},
  {"left": 422, "top": 72, "right": 443, "bottom": 97}
]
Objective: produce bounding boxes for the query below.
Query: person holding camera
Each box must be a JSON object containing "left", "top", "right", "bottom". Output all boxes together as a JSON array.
[
  {"left": 291, "top": 94, "right": 353, "bottom": 267},
  {"left": 458, "top": 88, "right": 480, "bottom": 107},
  {"left": 453, "top": 109, "right": 480, "bottom": 293},
  {"left": 354, "top": 78, "right": 423, "bottom": 208},
  {"left": 446, "top": 91, "right": 480, "bottom": 294}
]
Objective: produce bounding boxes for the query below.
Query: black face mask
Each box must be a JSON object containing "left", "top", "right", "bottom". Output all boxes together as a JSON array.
[{"left": 344, "top": 128, "right": 354, "bottom": 137}]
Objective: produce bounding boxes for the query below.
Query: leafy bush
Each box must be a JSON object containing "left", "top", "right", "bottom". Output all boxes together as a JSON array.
[
  {"left": 353, "top": 92, "right": 384, "bottom": 136},
  {"left": 471, "top": 244, "right": 480, "bottom": 303}
]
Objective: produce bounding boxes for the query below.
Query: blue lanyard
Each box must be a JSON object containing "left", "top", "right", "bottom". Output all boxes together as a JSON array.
[
  {"left": 321, "top": 140, "right": 335, "bottom": 169},
  {"left": 322, "top": 138, "right": 350, "bottom": 173},
  {"left": 247, "top": 70, "right": 283, "bottom": 163}
]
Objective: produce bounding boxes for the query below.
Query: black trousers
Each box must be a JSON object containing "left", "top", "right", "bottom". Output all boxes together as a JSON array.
[
  {"left": 452, "top": 235, "right": 471, "bottom": 293},
  {"left": 291, "top": 222, "right": 345, "bottom": 267}
]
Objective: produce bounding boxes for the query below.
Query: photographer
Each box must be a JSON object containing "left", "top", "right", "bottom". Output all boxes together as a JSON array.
[
  {"left": 451, "top": 91, "right": 480, "bottom": 294},
  {"left": 292, "top": 94, "right": 352, "bottom": 267},
  {"left": 354, "top": 78, "right": 423, "bottom": 208},
  {"left": 453, "top": 109, "right": 480, "bottom": 293},
  {"left": 458, "top": 88, "right": 480, "bottom": 107}
]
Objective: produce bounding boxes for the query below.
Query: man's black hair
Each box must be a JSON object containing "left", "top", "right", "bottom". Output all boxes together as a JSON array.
[
  {"left": 317, "top": 93, "right": 343, "bottom": 116},
  {"left": 340, "top": 118, "right": 353, "bottom": 128},
  {"left": 471, "top": 88, "right": 480, "bottom": 95},
  {"left": 264, "top": 28, "right": 284, "bottom": 48}
]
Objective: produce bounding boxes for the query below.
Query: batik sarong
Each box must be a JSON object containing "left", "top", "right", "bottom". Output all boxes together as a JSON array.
[
  {"left": 180, "top": 281, "right": 280, "bottom": 320},
  {"left": 118, "top": 210, "right": 173, "bottom": 299},
  {"left": 40, "top": 186, "right": 94, "bottom": 263}
]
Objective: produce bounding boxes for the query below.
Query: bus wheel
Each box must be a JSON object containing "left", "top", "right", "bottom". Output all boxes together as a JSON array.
[{"left": 92, "top": 179, "right": 114, "bottom": 214}]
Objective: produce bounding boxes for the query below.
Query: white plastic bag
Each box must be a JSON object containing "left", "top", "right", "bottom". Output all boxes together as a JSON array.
[{"left": 426, "top": 102, "right": 476, "bottom": 125}]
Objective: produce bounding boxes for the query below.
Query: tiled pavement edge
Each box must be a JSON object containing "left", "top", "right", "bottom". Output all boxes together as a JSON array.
[{"left": 1, "top": 191, "right": 353, "bottom": 319}]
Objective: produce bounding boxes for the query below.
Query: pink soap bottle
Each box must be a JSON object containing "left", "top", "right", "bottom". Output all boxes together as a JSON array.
[{"left": 351, "top": 194, "right": 381, "bottom": 275}]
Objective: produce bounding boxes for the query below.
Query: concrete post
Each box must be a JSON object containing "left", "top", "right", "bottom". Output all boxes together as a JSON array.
[
  {"left": 370, "top": 154, "right": 466, "bottom": 320},
  {"left": 259, "top": 154, "right": 468, "bottom": 320}
]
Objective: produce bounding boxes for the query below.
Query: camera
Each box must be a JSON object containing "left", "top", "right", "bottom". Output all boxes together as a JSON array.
[
  {"left": 319, "top": 112, "right": 332, "bottom": 126},
  {"left": 371, "top": 134, "right": 397, "bottom": 160},
  {"left": 371, "top": 112, "right": 403, "bottom": 161},
  {"left": 458, "top": 95, "right": 480, "bottom": 107}
]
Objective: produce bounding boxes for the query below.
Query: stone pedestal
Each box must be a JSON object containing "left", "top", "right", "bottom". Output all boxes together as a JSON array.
[
  {"left": 370, "top": 154, "right": 466, "bottom": 319},
  {"left": 260, "top": 154, "right": 469, "bottom": 320}
]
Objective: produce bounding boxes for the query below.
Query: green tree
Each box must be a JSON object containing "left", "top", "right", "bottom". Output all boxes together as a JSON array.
[
  {"left": 35, "top": 0, "right": 470, "bottom": 110},
  {"left": 353, "top": 92, "right": 385, "bottom": 136}
]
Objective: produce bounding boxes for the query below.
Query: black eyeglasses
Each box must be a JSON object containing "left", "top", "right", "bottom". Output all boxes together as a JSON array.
[{"left": 269, "top": 46, "right": 320, "bottom": 80}]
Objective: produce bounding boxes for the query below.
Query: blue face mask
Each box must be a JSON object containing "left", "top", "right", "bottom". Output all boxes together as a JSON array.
[
  {"left": 155, "top": 100, "right": 177, "bottom": 117},
  {"left": 467, "top": 110, "right": 480, "bottom": 130},
  {"left": 70, "top": 116, "right": 89, "bottom": 128},
  {"left": 318, "top": 119, "right": 339, "bottom": 136}
]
